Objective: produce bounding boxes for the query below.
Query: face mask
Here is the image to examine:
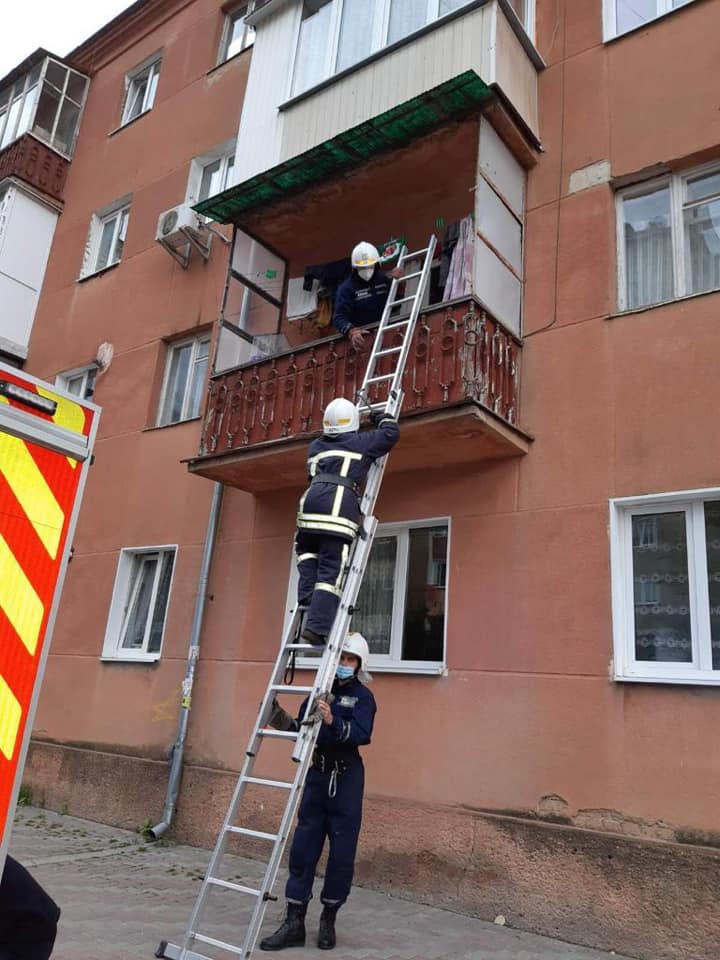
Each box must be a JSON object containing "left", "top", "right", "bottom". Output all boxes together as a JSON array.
[
  {"left": 357, "top": 267, "right": 374, "bottom": 282},
  {"left": 336, "top": 665, "right": 355, "bottom": 681}
]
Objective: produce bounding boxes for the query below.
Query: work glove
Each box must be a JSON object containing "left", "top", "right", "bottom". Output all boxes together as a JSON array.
[
  {"left": 302, "top": 691, "right": 335, "bottom": 725},
  {"left": 268, "top": 697, "right": 296, "bottom": 732},
  {"left": 370, "top": 410, "right": 390, "bottom": 427}
]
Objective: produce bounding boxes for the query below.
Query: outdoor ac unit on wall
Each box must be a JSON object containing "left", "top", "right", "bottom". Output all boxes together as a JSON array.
[{"left": 155, "top": 203, "right": 210, "bottom": 268}]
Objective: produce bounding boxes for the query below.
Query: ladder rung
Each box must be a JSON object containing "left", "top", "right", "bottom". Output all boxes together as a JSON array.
[
  {"left": 271, "top": 684, "right": 314, "bottom": 694},
  {"left": 401, "top": 270, "right": 422, "bottom": 281},
  {"left": 389, "top": 294, "right": 416, "bottom": 306},
  {"left": 400, "top": 247, "right": 429, "bottom": 260},
  {"left": 195, "top": 931, "right": 245, "bottom": 954},
  {"left": 365, "top": 373, "right": 395, "bottom": 384},
  {"left": 243, "top": 776, "right": 293, "bottom": 789},
  {"left": 156, "top": 941, "right": 210, "bottom": 960},
  {"left": 382, "top": 319, "right": 411, "bottom": 331},
  {"left": 206, "top": 877, "right": 261, "bottom": 896},
  {"left": 375, "top": 346, "right": 403, "bottom": 357},
  {"left": 285, "top": 643, "right": 319, "bottom": 652},
  {"left": 259, "top": 728, "right": 298, "bottom": 739},
  {"left": 226, "top": 826, "right": 279, "bottom": 841}
]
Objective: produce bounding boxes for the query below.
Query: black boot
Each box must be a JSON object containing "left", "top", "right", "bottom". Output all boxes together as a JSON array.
[
  {"left": 317, "top": 904, "right": 339, "bottom": 950},
  {"left": 259, "top": 901, "right": 307, "bottom": 951}
]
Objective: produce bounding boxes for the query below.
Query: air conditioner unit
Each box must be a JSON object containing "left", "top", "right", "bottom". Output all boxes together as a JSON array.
[{"left": 155, "top": 203, "right": 202, "bottom": 244}]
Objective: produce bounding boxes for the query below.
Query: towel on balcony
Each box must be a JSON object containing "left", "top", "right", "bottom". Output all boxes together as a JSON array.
[{"left": 287, "top": 277, "right": 319, "bottom": 320}]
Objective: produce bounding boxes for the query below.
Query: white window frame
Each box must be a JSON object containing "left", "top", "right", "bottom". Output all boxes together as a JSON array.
[
  {"left": 186, "top": 140, "right": 237, "bottom": 206},
  {"left": 285, "top": 517, "right": 450, "bottom": 675},
  {"left": 218, "top": 3, "right": 257, "bottom": 63},
  {"left": 603, "top": 0, "right": 695, "bottom": 41},
  {"left": 80, "top": 198, "right": 131, "bottom": 279},
  {"left": 55, "top": 364, "right": 98, "bottom": 399},
  {"left": 616, "top": 160, "right": 720, "bottom": 312},
  {"left": 157, "top": 333, "right": 212, "bottom": 426},
  {"left": 121, "top": 54, "right": 161, "bottom": 126},
  {"left": 610, "top": 488, "right": 720, "bottom": 685},
  {"left": 290, "top": 0, "right": 535, "bottom": 99},
  {"left": 101, "top": 546, "right": 177, "bottom": 662}
]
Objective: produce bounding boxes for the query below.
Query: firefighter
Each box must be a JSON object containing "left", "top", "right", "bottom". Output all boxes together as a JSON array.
[
  {"left": 260, "top": 632, "right": 376, "bottom": 951},
  {"left": 295, "top": 397, "right": 399, "bottom": 646},
  {"left": 333, "top": 242, "right": 402, "bottom": 350},
  {"left": 0, "top": 855, "right": 61, "bottom": 959}
]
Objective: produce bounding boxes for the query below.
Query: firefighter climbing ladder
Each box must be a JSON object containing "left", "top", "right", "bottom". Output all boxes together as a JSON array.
[{"left": 157, "top": 234, "right": 437, "bottom": 960}]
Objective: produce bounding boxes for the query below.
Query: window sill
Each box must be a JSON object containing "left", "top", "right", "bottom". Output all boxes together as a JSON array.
[
  {"left": 294, "top": 658, "right": 446, "bottom": 677},
  {"left": 77, "top": 261, "right": 121, "bottom": 284},
  {"left": 615, "top": 672, "right": 720, "bottom": 686},
  {"left": 611, "top": 284, "right": 720, "bottom": 319},
  {"left": 143, "top": 415, "right": 202, "bottom": 432},
  {"left": 108, "top": 109, "right": 152, "bottom": 138},
  {"left": 100, "top": 653, "right": 160, "bottom": 664},
  {"left": 207, "top": 45, "right": 253, "bottom": 78}
]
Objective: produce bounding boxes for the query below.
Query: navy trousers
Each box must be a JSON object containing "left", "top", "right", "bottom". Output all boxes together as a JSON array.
[
  {"left": 0, "top": 856, "right": 60, "bottom": 960},
  {"left": 295, "top": 532, "right": 351, "bottom": 638},
  {"left": 285, "top": 763, "right": 364, "bottom": 906}
]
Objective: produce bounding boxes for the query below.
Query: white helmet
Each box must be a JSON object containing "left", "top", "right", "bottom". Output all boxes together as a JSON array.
[
  {"left": 351, "top": 242, "right": 379, "bottom": 269},
  {"left": 343, "top": 631, "right": 371, "bottom": 682},
  {"left": 323, "top": 397, "right": 359, "bottom": 436}
]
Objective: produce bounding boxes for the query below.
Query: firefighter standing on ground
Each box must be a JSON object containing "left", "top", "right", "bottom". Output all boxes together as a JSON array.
[
  {"left": 295, "top": 397, "right": 399, "bottom": 646},
  {"left": 261, "top": 632, "right": 376, "bottom": 952},
  {"left": 333, "top": 241, "right": 402, "bottom": 350},
  {"left": 0, "top": 855, "right": 61, "bottom": 959}
]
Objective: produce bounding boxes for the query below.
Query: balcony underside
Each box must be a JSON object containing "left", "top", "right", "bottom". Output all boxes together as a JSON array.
[
  {"left": 188, "top": 399, "right": 529, "bottom": 492},
  {"left": 188, "top": 298, "right": 530, "bottom": 493}
]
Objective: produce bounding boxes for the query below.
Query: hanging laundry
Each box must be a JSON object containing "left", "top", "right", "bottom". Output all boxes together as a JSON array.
[
  {"left": 443, "top": 214, "right": 474, "bottom": 301},
  {"left": 302, "top": 257, "right": 352, "bottom": 293},
  {"left": 287, "top": 277, "right": 319, "bottom": 320}
]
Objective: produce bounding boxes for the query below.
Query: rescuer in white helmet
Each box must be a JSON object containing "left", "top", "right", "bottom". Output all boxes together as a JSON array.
[
  {"left": 262, "top": 632, "right": 375, "bottom": 951},
  {"left": 333, "top": 241, "right": 403, "bottom": 350},
  {"left": 294, "top": 396, "right": 399, "bottom": 647}
]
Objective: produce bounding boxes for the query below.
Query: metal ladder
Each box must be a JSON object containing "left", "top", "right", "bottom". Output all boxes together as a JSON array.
[{"left": 157, "top": 235, "right": 437, "bottom": 960}]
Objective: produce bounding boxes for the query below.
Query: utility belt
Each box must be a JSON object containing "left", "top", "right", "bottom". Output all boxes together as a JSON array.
[
  {"left": 311, "top": 749, "right": 356, "bottom": 775},
  {"left": 310, "top": 474, "right": 361, "bottom": 498}
]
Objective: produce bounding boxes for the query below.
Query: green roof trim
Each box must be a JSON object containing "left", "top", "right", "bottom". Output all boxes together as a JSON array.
[{"left": 194, "top": 70, "right": 491, "bottom": 224}]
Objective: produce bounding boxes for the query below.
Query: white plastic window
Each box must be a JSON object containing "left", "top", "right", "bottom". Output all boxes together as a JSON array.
[
  {"left": 604, "top": 0, "right": 695, "bottom": 40},
  {"left": 56, "top": 366, "right": 97, "bottom": 399},
  {"left": 95, "top": 207, "right": 129, "bottom": 273},
  {"left": 610, "top": 490, "right": 720, "bottom": 684},
  {"left": 220, "top": 4, "right": 256, "bottom": 61},
  {"left": 158, "top": 335, "right": 211, "bottom": 426},
  {"left": 122, "top": 57, "right": 161, "bottom": 125},
  {"left": 102, "top": 547, "right": 176, "bottom": 661}
]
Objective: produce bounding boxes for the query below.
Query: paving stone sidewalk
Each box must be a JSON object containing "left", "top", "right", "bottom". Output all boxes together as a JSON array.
[{"left": 9, "top": 806, "right": 635, "bottom": 960}]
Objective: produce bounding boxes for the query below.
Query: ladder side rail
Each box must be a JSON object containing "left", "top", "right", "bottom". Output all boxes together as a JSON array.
[{"left": 360, "top": 244, "right": 408, "bottom": 386}]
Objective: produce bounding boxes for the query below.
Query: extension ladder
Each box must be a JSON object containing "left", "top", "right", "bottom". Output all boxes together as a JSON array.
[{"left": 157, "top": 234, "right": 437, "bottom": 960}]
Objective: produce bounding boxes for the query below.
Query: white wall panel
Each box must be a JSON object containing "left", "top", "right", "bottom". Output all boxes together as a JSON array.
[
  {"left": 473, "top": 238, "right": 521, "bottom": 335},
  {"left": 478, "top": 116, "right": 525, "bottom": 216},
  {"left": 476, "top": 177, "right": 522, "bottom": 274}
]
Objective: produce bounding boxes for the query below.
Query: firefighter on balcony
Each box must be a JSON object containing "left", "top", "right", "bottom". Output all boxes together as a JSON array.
[
  {"left": 295, "top": 397, "right": 399, "bottom": 647},
  {"left": 333, "top": 242, "right": 402, "bottom": 350},
  {"left": 260, "top": 632, "right": 376, "bottom": 952}
]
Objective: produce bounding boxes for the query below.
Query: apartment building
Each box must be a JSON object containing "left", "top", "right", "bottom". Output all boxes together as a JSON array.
[{"left": 5, "top": 1, "right": 720, "bottom": 957}]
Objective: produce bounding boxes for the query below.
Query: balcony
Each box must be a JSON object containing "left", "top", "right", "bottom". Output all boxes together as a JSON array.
[
  {"left": 0, "top": 133, "right": 68, "bottom": 203},
  {"left": 188, "top": 298, "right": 530, "bottom": 493}
]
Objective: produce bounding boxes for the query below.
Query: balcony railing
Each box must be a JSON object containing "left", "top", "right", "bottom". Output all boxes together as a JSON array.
[
  {"left": 0, "top": 134, "right": 69, "bottom": 203},
  {"left": 190, "top": 298, "right": 528, "bottom": 491}
]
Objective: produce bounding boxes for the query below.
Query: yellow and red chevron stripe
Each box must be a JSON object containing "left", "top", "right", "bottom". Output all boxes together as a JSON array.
[{"left": 0, "top": 376, "right": 92, "bottom": 834}]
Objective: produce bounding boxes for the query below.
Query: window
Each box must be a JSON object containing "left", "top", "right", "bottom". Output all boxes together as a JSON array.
[
  {"left": 158, "top": 335, "right": 211, "bottom": 426},
  {"left": 102, "top": 547, "right": 176, "bottom": 661},
  {"left": 121, "top": 56, "right": 161, "bottom": 125},
  {"left": 610, "top": 489, "right": 720, "bottom": 684},
  {"left": 81, "top": 201, "right": 130, "bottom": 278},
  {"left": 604, "top": 0, "right": 695, "bottom": 40},
  {"left": 198, "top": 152, "right": 235, "bottom": 202},
  {"left": 287, "top": 519, "right": 449, "bottom": 674},
  {"left": 56, "top": 365, "right": 97, "bottom": 399},
  {"left": 617, "top": 164, "right": 720, "bottom": 311},
  {"left": 0, "top": 58, "right": 88, "bottom": 157},
  {"left": 291, "top": 0, "right": 535, "bottom": 97},
  {"left": 219, "top": 3, "right": 256, "bottom": 62}
]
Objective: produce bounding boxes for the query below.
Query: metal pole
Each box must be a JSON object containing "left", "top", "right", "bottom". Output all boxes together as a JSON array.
[{"left": 149, "top": 481, "right": 224, "bottom": 839}]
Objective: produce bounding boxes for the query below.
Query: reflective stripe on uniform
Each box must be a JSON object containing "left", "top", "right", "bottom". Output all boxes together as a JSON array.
[
  {"left": 297, "top": 514, "right": 359, "bottom": 536},
  {"left": 297, "top": 553, "right": 318, "bottom": 563},
  {"left": 308, "top": 449, "right": 363, "bottom": 478},
  {"left": 315, "top": 582, "right": 343, "bottom": 598}
]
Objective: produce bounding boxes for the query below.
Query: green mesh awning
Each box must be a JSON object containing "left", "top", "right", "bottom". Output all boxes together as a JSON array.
[{"left": 195, "top": 70, "right": 490, "bottom": 224}]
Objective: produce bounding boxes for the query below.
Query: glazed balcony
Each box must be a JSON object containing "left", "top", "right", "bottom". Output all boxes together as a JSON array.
[{"left": 188, "top": 298, "right": 529, "bottom": 493}]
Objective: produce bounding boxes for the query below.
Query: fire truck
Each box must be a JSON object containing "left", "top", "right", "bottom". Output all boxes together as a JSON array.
[{"left": 0, "top": 360, "right": 99, "bottom": 874}]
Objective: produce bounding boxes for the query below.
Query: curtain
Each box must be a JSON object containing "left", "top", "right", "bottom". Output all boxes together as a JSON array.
[
  {"left": 337, "top": 0, "right": 374, "bottom": 71},
  {"left": 443, "top": 214, "right": 474, "bottom": 300},
  {"left": 622, "top": 186, "right": 673, "bottom": 309},
  {"left": 388, "top": 0, "right": 427, "bottom": 44},
  {"left": 292, "top": 2, "right": 334, "bottom": 96}
]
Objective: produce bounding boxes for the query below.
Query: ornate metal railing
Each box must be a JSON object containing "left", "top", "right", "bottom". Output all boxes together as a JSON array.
[
  {"left": 0, "top": 134, "right": 69, "bottom": 203},
  {"left": 199, "top": 298, "right": 520, "bottom": 458}
]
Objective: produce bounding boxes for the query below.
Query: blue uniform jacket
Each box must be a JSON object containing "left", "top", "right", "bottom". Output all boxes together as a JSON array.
[
  {"left": 297, "top": 675, "right": 376, "bottom": 764},
  {"left": 297, "top": 417, "right": 400, "bottom": 540},
  {"left": 333, "top": 268, "right": 392, "bottom": 336}
]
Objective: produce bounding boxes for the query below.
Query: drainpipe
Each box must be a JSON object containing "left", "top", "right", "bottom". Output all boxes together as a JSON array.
[{"left": 149, "top": 481, "right": 224, "bottom": 840}]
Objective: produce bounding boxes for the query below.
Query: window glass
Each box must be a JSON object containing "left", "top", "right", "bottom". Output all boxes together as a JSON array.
[
  {"left": 187, "top": 342, "right": 210, "bottom": 419},
  {"left": 684, "top": 196, "right": 720, "bottom": 296},
  {"left": 148, "top": 552, "right": 175, "bottom": 653},
  {"left": 439, "top": 0, "right": 470, "bottom": 13},
  {"left": 121, "top": 556, "right": 158, "bottom": 650},
  {"left": 54, "top": 98, "right": 81, "bottom": 154},
  {"left": 163, "top": 343, "right": 193, "bottom": 424},
  {"left": 616, "top": 0, "right": 657, "bottom": 34},
  {"left": 33, "top": 83, "right": 62, "bottom": 140},
  {"left": 402, "top": 526, "right": 447, "bottom": 661},
  {"left": 336, "top": 0, "right": 374, "bottom": 72},
  {"left": 96, "top": 217, "right": 117, "bottom": 271},
  {"left": 66, "top": 71, "right": 87, "bottom": 104},
  {"left": 622, "top": 186, "right": 673, "bottom": 310},
  {"left": 354, "top": 536, "right": 398, "bottom": 655},
  {"left": 225, "top": 8, "right": 255, "bottom": 59},
  {"left": 199, "top": 158, "right": 223, "bottom": 202},
  {"left": 45, "top": 60, "right": 67, "bottom": 90},
  {"left": 292, "top": 1, "right": 334, "bottom": 95},
  {"left": 632, "top": 512, "right": 692, "bottom": 664},
  {"left": 2, "top": 95, "right": 23, "bottom": 148},
  {"left": 704, "top": 502, "right": 720, "bottom": 670},
  {"left": 387, "top": 0, "right": 427, "bottom": 44}
]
